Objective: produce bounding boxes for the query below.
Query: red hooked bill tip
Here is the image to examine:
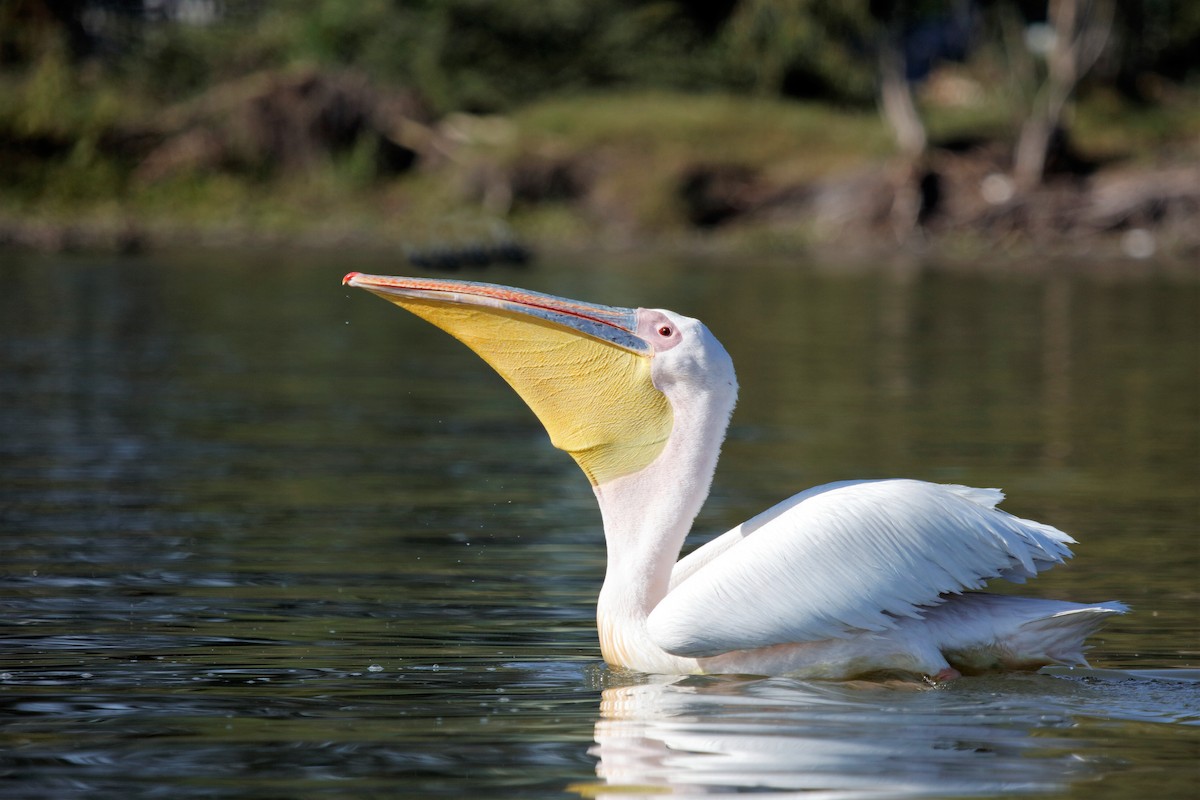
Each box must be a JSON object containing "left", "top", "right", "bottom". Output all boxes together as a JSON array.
[{"left": 342, "top": 272, "right": 362, "bottom": 286}]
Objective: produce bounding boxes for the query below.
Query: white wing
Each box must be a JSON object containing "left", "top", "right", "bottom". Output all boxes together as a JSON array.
[{"left": 648, "top": 479, "right": 1076, "bottom": 658}]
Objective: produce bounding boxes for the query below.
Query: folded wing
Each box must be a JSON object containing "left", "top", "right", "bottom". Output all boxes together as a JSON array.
[{"left": 648, "top": 479, "right": 1076, "bottom": 657}]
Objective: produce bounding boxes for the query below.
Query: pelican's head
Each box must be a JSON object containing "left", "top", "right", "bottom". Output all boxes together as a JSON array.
[{"left": 342, "top": 273, "right": 738, "bottom": 487}]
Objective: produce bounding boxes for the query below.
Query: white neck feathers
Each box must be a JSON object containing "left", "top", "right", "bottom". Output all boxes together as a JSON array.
[{"left": 592, "top": 362, "right": 737, "bottom": 670}]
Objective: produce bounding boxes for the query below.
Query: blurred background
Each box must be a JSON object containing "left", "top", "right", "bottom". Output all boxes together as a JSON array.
[{"left": 1, "top": 0, "right": 1198, "bottom": 260}]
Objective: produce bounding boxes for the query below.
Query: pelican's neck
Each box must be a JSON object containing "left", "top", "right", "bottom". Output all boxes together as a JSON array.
[
  {"left": 592, "top": 379, "right": 734, "bottom": 669},
  {"left": 593, "top": 459, "right": 700, "bottom": 614}
]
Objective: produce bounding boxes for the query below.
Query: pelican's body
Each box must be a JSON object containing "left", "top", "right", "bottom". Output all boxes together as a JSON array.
[{"left": 344, "top": 273, "right": 1125, "bottom": 681}]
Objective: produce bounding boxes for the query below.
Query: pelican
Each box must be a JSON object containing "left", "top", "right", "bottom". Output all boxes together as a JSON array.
[{"left": 343, "top": 273, "right": 1126, "bottom": 681}]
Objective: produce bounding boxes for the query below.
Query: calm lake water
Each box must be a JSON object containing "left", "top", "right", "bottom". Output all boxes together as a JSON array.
[{"left": 1, "top": 248, "right": 1197, "bottom": 799}]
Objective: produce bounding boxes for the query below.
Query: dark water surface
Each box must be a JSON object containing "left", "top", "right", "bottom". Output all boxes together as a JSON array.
[{"left": 1, "top": 249, "right": 1196, "bottom": 798}]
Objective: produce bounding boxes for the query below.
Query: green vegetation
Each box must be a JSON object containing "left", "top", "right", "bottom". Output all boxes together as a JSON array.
[{"left": 1, "top": 1, "right": 1197, "bottom": 254}]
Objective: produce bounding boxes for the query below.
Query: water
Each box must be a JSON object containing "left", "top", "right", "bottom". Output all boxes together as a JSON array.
[{"left": 1, "top": 248, "right": 1196, "bottom": 798}]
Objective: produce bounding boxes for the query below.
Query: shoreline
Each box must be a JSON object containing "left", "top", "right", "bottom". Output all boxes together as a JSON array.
[
  {"left": 3, "top": 209, "right": 1197, "bottom": 283},
  {"left": 5, "top": 73, "right": 1197, "bottom": 273}
]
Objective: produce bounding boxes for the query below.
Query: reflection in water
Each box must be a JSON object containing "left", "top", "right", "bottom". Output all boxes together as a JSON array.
[{"left": 582, "top": 671, "right": 1200, "bottom": 799}]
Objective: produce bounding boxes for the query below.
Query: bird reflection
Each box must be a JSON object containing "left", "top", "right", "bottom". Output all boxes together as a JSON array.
[{"left": 574, "top": 672, "right": 1093, "bottom": 799}]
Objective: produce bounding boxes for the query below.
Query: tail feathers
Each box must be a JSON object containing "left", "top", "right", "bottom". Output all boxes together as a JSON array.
[
  {"left": 924, "top": 593, "right": 1127, "bottom": 674},
  {"left": 1010, "top": 601, "right": 1128, "bottom": 668}
]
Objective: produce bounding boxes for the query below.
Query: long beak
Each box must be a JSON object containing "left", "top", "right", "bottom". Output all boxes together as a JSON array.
[
  {"left": 343, "top": 273, "right": 649, "bottom": 353},
  {"left": 343, "top": 273, "right": 672, "bottom": 486}
]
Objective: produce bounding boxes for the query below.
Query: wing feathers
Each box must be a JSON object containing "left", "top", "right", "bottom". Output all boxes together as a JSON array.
[{"left": 649, "top": 480, "right": 1076, "bottom": 658}]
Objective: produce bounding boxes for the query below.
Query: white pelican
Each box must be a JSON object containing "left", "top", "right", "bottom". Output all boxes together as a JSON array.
[{"left": 343, "top": 272, "right": 1126, "bottom": 681}]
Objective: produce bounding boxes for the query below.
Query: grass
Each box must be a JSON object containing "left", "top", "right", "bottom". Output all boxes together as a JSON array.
[
  {"left": 1070, "top": 87, "right": 1200, "bottom": 163},
  {"left": 512, "top": 90, "right": 896, "bottom": 182}
]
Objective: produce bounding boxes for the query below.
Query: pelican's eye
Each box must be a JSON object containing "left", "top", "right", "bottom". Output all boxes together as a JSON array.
[{"left": 636, "top": 309, "right": 684, "bottom": 353}]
